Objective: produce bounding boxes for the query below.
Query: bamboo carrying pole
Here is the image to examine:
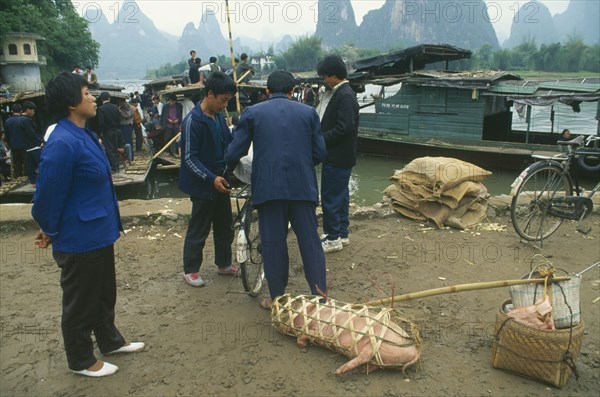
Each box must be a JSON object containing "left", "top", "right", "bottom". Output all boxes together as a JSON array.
[
  {"left": 225, "top": 0, "right": 241, "bottom": 116},
  {"left": 364, "top": 276, "right": 571, "bottom": 306},
  {"left": 151, "top": 132, "right": 181, "bottom": 160}
]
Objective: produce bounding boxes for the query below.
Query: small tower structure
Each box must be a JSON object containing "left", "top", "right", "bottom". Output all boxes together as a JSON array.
[{"left": 0, "top": 32, "right": 46, "bottom": 92}]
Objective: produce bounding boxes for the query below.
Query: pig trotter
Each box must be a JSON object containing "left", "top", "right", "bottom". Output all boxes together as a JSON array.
[
  {"left": 297, "top": 335, "right": 311, "bottom": 347},
  {"left": 335, "top": 349, "right": 373, "bottom": 375}
]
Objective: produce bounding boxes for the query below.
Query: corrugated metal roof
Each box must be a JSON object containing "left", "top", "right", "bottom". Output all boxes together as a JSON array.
[
  {"left": 487, "top": 79, "right": 600, "bottom": 96},
  {"left": 537, "top": 81, "right": 600, "bottom": 93}
]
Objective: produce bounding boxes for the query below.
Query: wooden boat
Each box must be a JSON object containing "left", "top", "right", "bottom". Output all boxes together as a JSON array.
[{"left": 346, "top": 44, "right": 600, "bottom": 171}]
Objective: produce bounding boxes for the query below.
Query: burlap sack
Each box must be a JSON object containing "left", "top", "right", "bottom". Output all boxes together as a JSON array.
[{"left": 391, "top": 157, "right": 491, "bottom": 196}]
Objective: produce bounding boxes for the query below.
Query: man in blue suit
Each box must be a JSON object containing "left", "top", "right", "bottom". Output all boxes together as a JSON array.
[{"left": 225, "top": 70, "right": 327, "bottom": 309}]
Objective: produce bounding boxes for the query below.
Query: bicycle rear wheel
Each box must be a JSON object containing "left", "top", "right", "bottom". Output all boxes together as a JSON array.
[
  {"left": 240, "top": 203, "right": 264, "bottom": 296},
  {"left": 510, "top": 163, "right": 572, "bottom": 241}
]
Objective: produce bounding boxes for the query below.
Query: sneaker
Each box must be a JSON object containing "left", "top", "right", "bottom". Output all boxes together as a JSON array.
[
  {"left": 322, "top": 237, "right": 343, "bottom": 253},
  {"left": 321, "top": 234, "right": 350, "bottom": 246},
  {"left": 183, "top": 272, "right": 205, "bottom": 287},
  {"left": 217, "top": 263, "right": 239, "bottom": 276}
]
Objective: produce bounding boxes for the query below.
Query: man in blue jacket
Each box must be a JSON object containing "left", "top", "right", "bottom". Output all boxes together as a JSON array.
[
  {"left": 179, "top": 72, "right": 239, "bottom": 287},
  {"left": 225, "top": 70, "right": 327, "bottom": 309}
]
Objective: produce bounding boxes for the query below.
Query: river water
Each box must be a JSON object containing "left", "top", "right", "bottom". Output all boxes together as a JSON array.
[{"left": 118, "top": 155, "right": 520, "bottom": 206}]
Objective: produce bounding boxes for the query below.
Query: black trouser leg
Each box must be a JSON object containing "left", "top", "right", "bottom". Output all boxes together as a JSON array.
[
  {"left": 54, "top": 246, "right": 125, "bottom": 371},
  {"left": 103, "top": 129, "right": 120, "bottom": 172}
]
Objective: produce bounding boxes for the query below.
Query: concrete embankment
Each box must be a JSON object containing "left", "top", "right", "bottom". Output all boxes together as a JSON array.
[{"left": 2, "top": 194, "right": 598, "bottom": 229}]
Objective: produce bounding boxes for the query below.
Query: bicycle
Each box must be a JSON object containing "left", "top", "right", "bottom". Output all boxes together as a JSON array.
[
  {"left": 232, "top": 183, "right": 265, "bottom": 296},
  {"left": 510, "top": 134, "right": 600, "bottom": 244}
]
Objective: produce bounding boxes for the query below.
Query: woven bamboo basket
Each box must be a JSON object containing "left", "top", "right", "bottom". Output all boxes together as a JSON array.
[
  {"left": 491, "top": 299, "right": 584, "bottom": 388},
  {"left": 271, "top": 294, "right": 421, "bottom": 372}
]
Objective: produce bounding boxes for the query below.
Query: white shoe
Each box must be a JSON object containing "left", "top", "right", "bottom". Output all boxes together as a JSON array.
[
  {"left": 321, "top": 234, "right": 349, "bottom": 247},
  {"left": 72, "top": 361, "right": 118, "bottom": 377},
  {"left": 322, "top": 237, "right": 343, "bottom": 253},
  {"left": 106, "top": 342, "right": 145, "bottom": 355}
]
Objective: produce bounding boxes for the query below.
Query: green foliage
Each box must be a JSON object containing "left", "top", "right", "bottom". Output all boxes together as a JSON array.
[
  {"left": 275, "top": 35, "right": 324, "bottom": 73},
  {"left": 145, "top": 60, "right": 188, "bottom": 79},
  {"left": 0, "top": 0, "right": 100, "bottom": 82},
  {"left": 472, "top": 39, "right": 599, "bottom": 73}
]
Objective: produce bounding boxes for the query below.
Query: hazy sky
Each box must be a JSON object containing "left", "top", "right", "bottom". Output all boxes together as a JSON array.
[{"left": 73, "top": 0, "right": 570, "bottom": 42}]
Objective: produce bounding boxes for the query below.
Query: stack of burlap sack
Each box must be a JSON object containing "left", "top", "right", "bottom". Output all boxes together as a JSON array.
[{"left": 384, "top": 157, "right": 492, "bottom": 229}]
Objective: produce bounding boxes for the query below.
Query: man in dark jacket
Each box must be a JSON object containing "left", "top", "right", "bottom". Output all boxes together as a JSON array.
[
  {"left": 179, "top": 72, "right": 239, "bottom": 287},
  {"left": 97, "top": 92, "right": 122, "bottom": 173},
  {"left": 21, "top": 101, "right": 44, "bottom": 185},
  {"left": 235, "top": 53, "right": 254, "bottom": 83},
  {"left": 4, "top": 103, "right": 26, "bottom": 177},
  {"left": 189, "top": 58, "right": 201, "bottom": 85},
  {"left": 225, "top": 70, "right": 327, "bottom": 309},
  {"left": 317, "top": 55, "right": 359, "bottom": 253}
]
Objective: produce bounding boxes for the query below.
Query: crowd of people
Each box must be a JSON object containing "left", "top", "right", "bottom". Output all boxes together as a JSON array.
[{"left": 25, "top": 53, "right": 359, "bottom": 378}]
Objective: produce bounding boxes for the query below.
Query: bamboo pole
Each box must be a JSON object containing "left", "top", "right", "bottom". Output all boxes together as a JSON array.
[
  {"left": 156, "top": 164, "right": 180, "bottom": 170},
  {"left": 236, "top": 69, "right": 253, "bottom": 85},
  {"left": 151, "top": 132, "right": 181, "bottom": 160},
  {"left": 364, "top": 276, "right": 572, "bottom": 306},
  {"left": 225, "top": 0, "right": 241, "bottom": 116}
]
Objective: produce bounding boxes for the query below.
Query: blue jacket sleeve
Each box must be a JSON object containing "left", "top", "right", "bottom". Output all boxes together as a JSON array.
[
  {"left": 311, "top": 110, "right": 326, "bottom": 165},
  {"left": 224, "top": 110, "right": 253, "bottom": 166},
  {"left": 181, "top": 117, "right": 217, "bottom": 182},
  {"left": 31, "top": 138, "right": 76, "bottom": 236}
]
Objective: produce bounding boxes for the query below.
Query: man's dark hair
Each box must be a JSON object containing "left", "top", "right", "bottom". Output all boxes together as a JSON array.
[
  {"left": 11, "top": 103, "right": 22, "bottom": 113},
  {"left": 240, "top": 53, "right": 248, "bottom": 61},
  {"left": 205, "top": 72, "right": 237, "bottom": 96},
  {"left": 234, "top": 58, "right": 239, "bottom": 63},
  {"left": 190, "top": 50, "right": 196, "bottom": 56},
  {"left": 267, "top": 70, "right": 295, "bottom": 94},
  {"left": 45, "top": 72, "right": 88, "bottom": 119},
  {"left": 85, "top": 66, "right": 92, "bottom": 70},
  {"left": 210, "top": 56, "right": 217, "bottom": 63},
  {"left": 194, "top": 58, "right": 201, "bottom": 65},
  {"left": 317, "top": 55, "right": 348, "bottom": 80},
  {"left": 167, "top": 93, "right": 177, "bottom": 102},
  {"left": 22, "top": 101, "right": 36, "bottom": 110}
]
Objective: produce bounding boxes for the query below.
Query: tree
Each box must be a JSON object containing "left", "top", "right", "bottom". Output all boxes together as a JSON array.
[
  {"left": 275, "top": 35, "right": 324, "bottom": 73},
  {"left": 0, "top": 0, "right": 100, "bottom": 82},
  {"left": 474, "top": 44, "right": 493, "bottom": 69}
]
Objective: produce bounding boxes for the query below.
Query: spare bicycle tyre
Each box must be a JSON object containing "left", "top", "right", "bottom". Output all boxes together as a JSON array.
[{"left": 576, "top": 151, "right": 600, "bottom": 174}]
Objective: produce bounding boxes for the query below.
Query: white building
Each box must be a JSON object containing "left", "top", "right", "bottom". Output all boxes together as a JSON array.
[
  {"left": 250, "top": 55, "right": 276, "bottom": 71},
  {"left": 0, "top": 32, "right": 46, "bottom": 92}
]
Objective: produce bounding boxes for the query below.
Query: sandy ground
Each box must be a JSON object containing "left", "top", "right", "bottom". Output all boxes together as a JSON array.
[{"left": 1, "top": 198, "right": 599, "bottom": 396}]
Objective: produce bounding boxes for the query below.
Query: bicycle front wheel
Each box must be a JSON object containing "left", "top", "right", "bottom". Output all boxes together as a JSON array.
[
  {"left": 510, "top": 163, "right": 572, "bottom": 241},
  {"left": 240, "top": 203, "right": 264, "bottom": 296}
]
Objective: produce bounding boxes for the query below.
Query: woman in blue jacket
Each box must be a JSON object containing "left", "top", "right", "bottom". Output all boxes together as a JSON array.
[{"left": 32, "top": 72, "right": 144, "bottom": 377}]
